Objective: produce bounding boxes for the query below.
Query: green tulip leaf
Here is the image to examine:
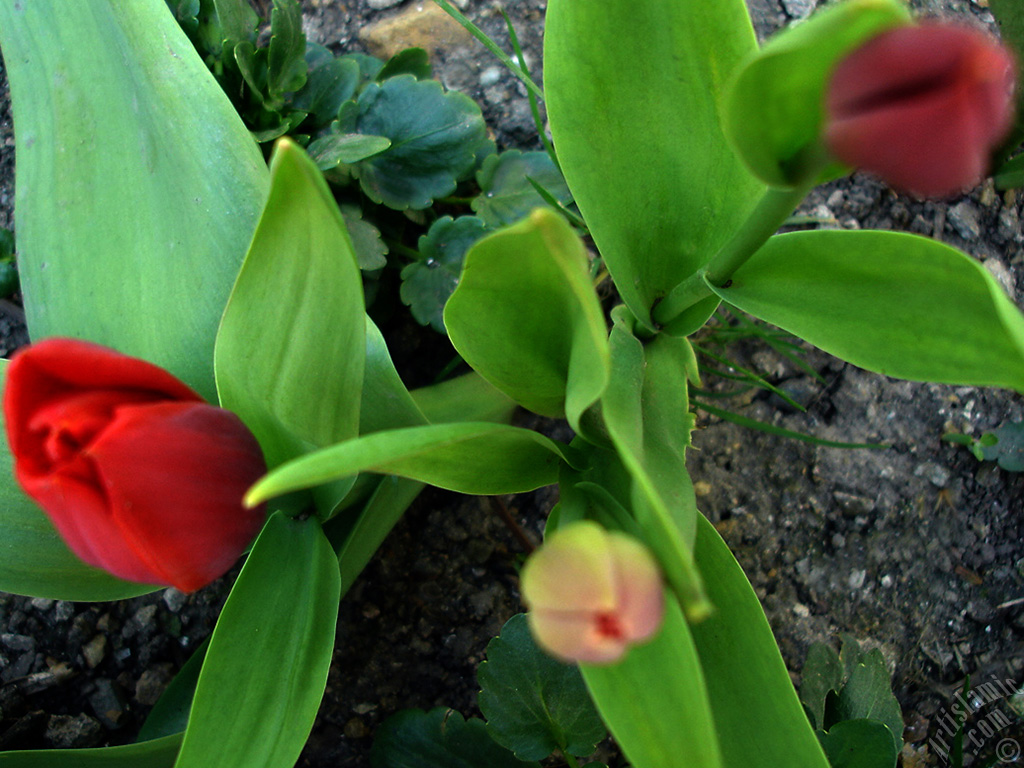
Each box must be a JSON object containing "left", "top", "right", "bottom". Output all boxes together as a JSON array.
[
  {"left": 817, "top": 720, "right": 900, "bottom": 768},
  {"left": 0, "top": 0, "right": 268, "bottom": 402},
  {"left": 136, "top": 639, "right": 208, "bottom": 742},
  {"left": 991, "top": 0, "right": 1024, "bottom": 152},
  {"left": 544, "top": 0, "right": 763, "bottom": 331},
  {"left": 371, "top": 708, "right": 540, "bottom": 768},
  {"left": 600, "top": 320, "right": 709, "bottom": 619},
  {"left": 444, "top": 209, "right": 610, "bottom": 432},
  {"left": 581, "top": 595, "right": 722, "bottom": 768},
  {"left": 245, "top": 422, "right": 577, "bottom": 506},
  {"left": 215, "top": 138, "right": 366, "bottom": 469},
  {"left": 401, "top": 216, "right": 490, "bottom": 332},
  {"left": 478, "top": 614, "right": 606, "bottom": 761},
  {"left": 712, "top": 230, "right": 1024, "bottom": 392},
  {"left": 994, "top": 151, "right": 1024, "bottom": 191},
  {"left": 174, "top": 511, "right": 340, "bottom": 768},
  {"left": 339, "top": 74, "right": 490, "bottom": 209},
  {"left": 689, "top": 514, "right": 831, "bottom": 768},
  {"left": 0, "top": 734, "right": 182, "bottom": 767},
  {"left": 0, "top": 362, "right": 157, "bottom": 601},
  {"left": 472, "top": 150, "right": 573, "bottom": 228},
  {"left": 360, "top": 316, "right": 429, "bottom": 435},
  {"left": 723, "top": 0, "right": 911, "bottom": 187},
  {"left": 410, "top": 372, "right": 517, "bottom": 427}
]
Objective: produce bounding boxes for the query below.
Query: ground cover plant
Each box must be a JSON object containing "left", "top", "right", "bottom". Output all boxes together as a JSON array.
[{"left": 0, "top": 0, "right": 1022, "bottom": 767}]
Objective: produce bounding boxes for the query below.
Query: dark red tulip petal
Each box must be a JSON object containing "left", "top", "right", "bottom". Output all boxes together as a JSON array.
[
  {"left": 3, "top": 338, "right": 267, "bottom": 592},
  {"left": 89, "top": 402, "right": 267, "bottom": 592},
  {"left": 825, "top": 23, "right": 1017, "bottom": 198}
]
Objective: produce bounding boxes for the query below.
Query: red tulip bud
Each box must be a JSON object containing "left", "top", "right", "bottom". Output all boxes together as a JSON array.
[
  {"left": 825, "top": 23, "right": 1017, "bottom": 198},
  {"left": 520, "top": 521, "right": 665, "bottom": 665},
  {"left": 4, "top": 338, "right": 267, "bottom": 592}
]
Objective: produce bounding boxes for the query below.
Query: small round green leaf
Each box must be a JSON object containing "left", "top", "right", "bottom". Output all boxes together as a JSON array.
[{"left": 472, "top": 150, "right": 573, "bottom": 228}]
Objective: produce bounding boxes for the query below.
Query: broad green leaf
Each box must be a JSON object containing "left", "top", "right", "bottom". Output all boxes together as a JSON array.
[
  {"left": 370, "top": 708, "right": 540, "bottom": 768},
  {"left": 211, "top": 0, "right": 258, "bottom": 47},
  {"left": 723, "top": 0, "right": 911, "bottom": 187},
  {"left": 360, "top": 317, "right": 429, "bottom": 435},
  {"left": 444, "top": 209, "right": 609, "bottom": 431},
  {"left": 600, "top": 320, "right": 709, "bottom": 619},
  {"left": 378, "top": 47, "right": 433, "bottom": 81},
  {"left": 330, "top": 475, "right": 425, "bottom": 595},
  {"left": 994, "top": 152, "right": 1024, "bottom": 190},
  {"left": 818, "top": 720, "right": 899, "bottom": 768},
  {"left": 831, "top": 651, "right": 904, "bottom": 754},
  {"left": 137, "top": 640, "right": 209, "bottom": 742},
  {"left": 544, "top": 0, "right": 763, "bottom": 330},
  {"left": 800, "top": 643, "right": 845, "bottom": 730},
  {"left": 0, "top": 362, "right": 155, "bottom": 601},
  {"left": 478, "top": 614, "right": 606, "bottom": 761},
  {"left": 341, "top": 205, "right": 389, "bottom": 271},
  {"left": 0, "top": 0, "right": 268, "bottom": 402},
  {"left": 472, "top": 151, "right": 573, "bottom": 228},
  {"left": 401, "top": 216, "right": 489, "bottom": 332},
  {"left": 343, "top": 74, "right": 490, "bottom": 210},
  {"left": 689, "top": 514, "right": 831, "bottom": 768},
  {"left": 245, "top": 422, "right": 577, "bottom": 505},
  {"left": 174, "top": 511, "right": 340, "bottom": 768},
  {"left": 215, "top": 139, "right": 365, "bottom": 469},
  {"left": 991, "top": 0, "right": 1024, "bottom": 154},
  {"left": 411, "top": 373, "right": 517, "bottom": 426},
  {"left": 581, "top": 595, "right": 722, "bottom": 768},
  {"left": 0, "top": 734, "right": 182, "bottom": 767},
  {"left": 713, "top": 230, "right": 1024, "bottom": 392}
]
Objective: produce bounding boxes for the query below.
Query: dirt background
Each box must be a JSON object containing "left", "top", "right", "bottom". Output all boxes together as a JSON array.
[{"left": 0, "top": 0, "right": 1022, "bottom": 766}]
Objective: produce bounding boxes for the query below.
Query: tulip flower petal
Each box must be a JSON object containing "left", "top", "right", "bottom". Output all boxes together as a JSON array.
[
  {"left": 825, "top": 23, "right": 1017, "bottom": 198},
  {"left": 89, "top": 402, "right": 267, "bottom": 592}
]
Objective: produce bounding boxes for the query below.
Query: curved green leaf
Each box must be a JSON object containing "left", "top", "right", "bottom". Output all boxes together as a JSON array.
[
  {"left": 444, "top": 209, "right": 609, "bottom": 431},
  {"left": 723, "top": 0, "right": 911, "bottom": 187},
  {"left": 713, "top": 230, "right": 1024, "bottom": 392},
  {"left": 0, "top": 0, "right": 268, "bottom": 402},
  {"left": 174, "top": 511, "right": 340, "bottom": 768},
  {"left": 137, "top": 639, "right": 208, "bottom": 742},
  {"left": 215, "top": 139, "right": 365, "bottom": 469},
  {"left": 345, "top": 74, "right": 490, "bottom": 210},
  {"left": 690, "top": 514, "right": 831, "bottom": 768},
  {"left": 581, "top": 595, "right": 722, "bottom": 768},
  {"left": 544, "top": 0, "right": 763, "bottom": 330},
  {"left": 0, "top": 362, "right": 156, "bottom": 601},
  {"left": 478, "top": 614, "right": 606, "bottom": 761},
  {"left": 246, "top": 422, "right": 576, "bottom": 505},
  {"left": 0, "top": 734, "right": 181, "bottom": 767},
  {"left": 818, "top": 720, "right": 899, "bottom": 768}
]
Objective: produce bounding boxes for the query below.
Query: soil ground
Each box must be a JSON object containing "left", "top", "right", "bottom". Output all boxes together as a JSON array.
[{"left": 0, "top": 1, "right": 1022, "bottom": 766}]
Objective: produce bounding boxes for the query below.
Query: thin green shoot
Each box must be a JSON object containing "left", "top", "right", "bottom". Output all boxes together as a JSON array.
[
  {"left": 691, "top": 342, "right": 805, "bottom": 411},
  {"left": 526, "top": 177, "right": 588, "bottom": 232},
  {"left": 692, "top": 399, "right": 888, "bottom": 450},
  {"left": 432, "top": 0, "right": 544, "bottom": 102},
  {"left": 498, "top": 7, "right": 559, "bottom": 169}
]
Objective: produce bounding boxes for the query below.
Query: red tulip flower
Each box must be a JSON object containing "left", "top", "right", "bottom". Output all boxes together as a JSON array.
[
  {"left": 4, "top": 338, "right": 267, "bottom": 592},
  {"left": 521, "top": 521, "right": 665, "bottom": 665},
  {"left": 824, "top": 23, "right": 1017, "bottom": 199}
]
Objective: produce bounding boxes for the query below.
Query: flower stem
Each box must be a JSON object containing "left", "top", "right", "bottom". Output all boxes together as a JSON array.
[{"left": 652, "top": 180, "right": 814, "bottom": 328}]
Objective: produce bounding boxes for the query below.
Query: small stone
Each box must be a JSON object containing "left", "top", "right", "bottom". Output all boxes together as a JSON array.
[
  {"left": 89, "top": 679, "right": 125, "bottom": 730},
  {"left": 0, "top": 634, "right": 34, "bottom": 653},
  {"left": 848, "top": 569, "right": 867, "bottom": 589},
  {"left": 782, "top": 0, "right": 816, "bottom": 18},
  {"left": 45, "top": 713, "right": 102, "bottom": 749},
  {"left": 983, "top": 257, "right": 1016, "bottom": 301},
  {"left": 28, "top": 598, "right": 54, "bottom": 612},
  {"left": 947, "top": 201, "right": 981, "bottom": 240},
  {"left": 82, "top": 635, "right": 107, "bottom": 669},
  {"left": 367, "top": 0, "right": 403, "bottom": 8},
  {"left": 344, "top": 717, "right": 369, "bottom": 739},
  {"left": 162, "top": 588, "right": 188, "bottom": 613},
  {"left": 359, "top": 3, "right": 473, "bottom": 60},
  {"left": 134, "top": 667, "right": 172, "bottom": 706},
  {"left": 880, "top": 574, "right": 894, "bottom": 588},
  {"left": 914, "top": 461, "right": 950, "bottom": 487}
]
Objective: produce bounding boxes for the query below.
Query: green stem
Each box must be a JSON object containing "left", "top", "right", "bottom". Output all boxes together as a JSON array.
[
  {"left": 561, "top": 749, "right": 581, "bottom": 768},
  {"left": 652, "top": 181, "right": 815, "bottom": 327}
]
